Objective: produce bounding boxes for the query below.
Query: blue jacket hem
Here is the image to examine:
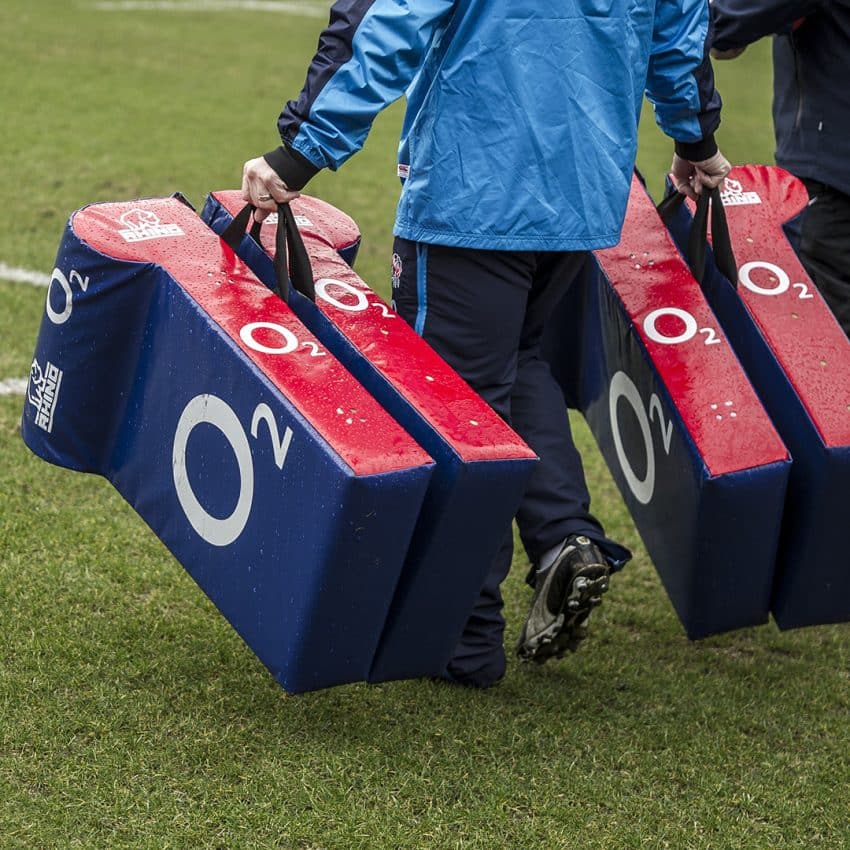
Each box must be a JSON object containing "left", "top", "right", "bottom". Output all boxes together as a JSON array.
[{"left": 393, "top": 222, "right": 622, "bottom": 252}]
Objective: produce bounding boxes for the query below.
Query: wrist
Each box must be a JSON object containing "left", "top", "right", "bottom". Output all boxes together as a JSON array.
[
  {"left": 263, "top": 144, "right": 320, "bottom": 192},
  {"left": 674, "top": 134, "right": 718, "bottom": 163}
]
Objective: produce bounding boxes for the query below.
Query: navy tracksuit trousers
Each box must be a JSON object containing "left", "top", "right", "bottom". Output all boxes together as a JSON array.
[
  {"left": 800, "top": 180, "right": 850, "bottom": 339},
  {"left": 391, "top": 239, "right": 631, "bottom": 686}
]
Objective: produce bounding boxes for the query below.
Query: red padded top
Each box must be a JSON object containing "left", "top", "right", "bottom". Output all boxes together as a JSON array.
[
  {"left": 709, "top": 165, "right": 850, "bottom": 447},
  {"left": 71, "top": 198, "right": 433, "bottom": 477},
  {"left": 211, "top": 191, "right": 536, "bottom": 464},
  {"left": 277, "top": 194, "right": 361, "bottom": 252},
  {"left": 594, "top": 175, "right": 788, "bottom": 477}
]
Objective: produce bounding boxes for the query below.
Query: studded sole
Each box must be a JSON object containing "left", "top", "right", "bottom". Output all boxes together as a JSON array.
[{"left": 517, "top": 565, "right": 610, "bottom": 663}]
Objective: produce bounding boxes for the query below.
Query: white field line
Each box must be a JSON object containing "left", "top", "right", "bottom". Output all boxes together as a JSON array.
[
  {"left": 1, "top": 263, "right": 45, "bottom": 395},
  {"left": 93, "top": 0, "right": 329, "bottom": 16},
  {"left": 0, "top": 262, "right": 50, "bottom": 288},
  {"left": 0, "top": 378, "right": 28, "bottom": 397}
]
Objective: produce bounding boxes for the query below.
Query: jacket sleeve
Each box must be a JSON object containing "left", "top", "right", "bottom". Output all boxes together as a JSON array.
[
  {"left": 645, "top": 0, "right": 722, "bottom": 161},
  {"left": 711, "top": 0, "right": 824, "bottom": 51},
  {"left": 264, "top": 0, "right": 456, "bottom": 190}
]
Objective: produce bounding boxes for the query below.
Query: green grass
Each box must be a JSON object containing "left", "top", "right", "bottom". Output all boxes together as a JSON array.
[{"left": 1, "top": 3, "right": 848, "bottom": 848}]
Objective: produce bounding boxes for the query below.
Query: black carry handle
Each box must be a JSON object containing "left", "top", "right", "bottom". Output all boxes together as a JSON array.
[
  {"left": 657, "top": 187, "right": 738, "bottom": 289},
  {"left": 220, "top": 202, "right": 316, "bottom": 303}
]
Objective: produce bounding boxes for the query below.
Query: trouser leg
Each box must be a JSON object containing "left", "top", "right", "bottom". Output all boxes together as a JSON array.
[
  {"left": 511, "top": 252, "right": 633, "bottom": 571},
  {"left": 800, "top": 180, "right": 850, "bottom": 338},
  {"left": 390, "top": 239, "right": 628, "bottom": 684},
  {"left": 391, "top": 239, "right": 534, "bottom": 683},
  {"left": 509, "top": 252, "right": 607, "bottom": 563}
]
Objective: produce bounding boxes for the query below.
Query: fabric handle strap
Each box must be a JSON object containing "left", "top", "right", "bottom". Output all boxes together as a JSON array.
[
  {"left": 220, "top": 202, "right": 316, "bottom": 302},
  {"left": 657, "top": 188, "right": 738, "bottom": 289}
]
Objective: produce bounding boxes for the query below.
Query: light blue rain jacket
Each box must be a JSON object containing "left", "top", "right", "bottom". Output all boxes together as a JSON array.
[{"left": 269, "top": 0, "right": 720, "bottom": 251}]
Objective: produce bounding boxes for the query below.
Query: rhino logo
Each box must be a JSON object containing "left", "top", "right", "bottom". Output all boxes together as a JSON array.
[
  {"left": 27, "top": 360, "right": 45, "bottom": 408},
  {"left": 27, "top": 357, "right": 63, "bottom": 433},
  {"left": 720, "top": 177, "right": 762, "bottom": 207},
  {"left": 119, "top": 208, "right": 162, "bottom": 231},
  {"left": 117, "top": 207, "right": 184, "bottom": 243}
]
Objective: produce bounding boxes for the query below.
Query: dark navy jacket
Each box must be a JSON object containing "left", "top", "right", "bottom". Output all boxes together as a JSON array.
[{"left": 712, "top": 0, "right": 850, "bottom": 197}]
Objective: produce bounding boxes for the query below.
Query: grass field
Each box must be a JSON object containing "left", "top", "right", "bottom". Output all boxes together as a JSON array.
[{"left": 1, "top": 2, "right": 848, "bottom": 848}]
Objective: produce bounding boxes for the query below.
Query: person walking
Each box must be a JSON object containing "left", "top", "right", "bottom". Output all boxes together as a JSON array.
[
  {"left": 712, "top": 0, "right": 850, "bottom": 336},
  {"left": 242, "top": 0, "right": 731, "bottom": 688}
]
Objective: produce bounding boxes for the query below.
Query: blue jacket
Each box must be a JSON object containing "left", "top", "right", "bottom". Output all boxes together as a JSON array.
[
  {"left": 266, "top": 0, "right": 721, "bottom": 251},
  {"left": 712, "top": 0, "right": 850, "bottom": 198}
]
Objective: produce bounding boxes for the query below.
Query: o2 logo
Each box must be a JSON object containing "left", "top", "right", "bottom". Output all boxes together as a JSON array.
[
  {"left": 45, "top": 266, "right": 89, "bottom": 325},
  {"left": 608, "top": 371, "right": 672, "bottom": 505},
  {"left": 738, "top": 261, "right": 813, "bottom": 300},
  {"left": 172, "top": 395, "right": 293, "bottom": 547},
  {"left": 239, "top": 321, "right": 325, "bottom": 358},
  {"left": 315, "top": 277, "right": 396, "bottom": 319},
  {"left": 643, "top": 307, "right": 720, "bottom": 346},
  {"left": 172, "top": 316, "right": 326, "bottom": 546}
]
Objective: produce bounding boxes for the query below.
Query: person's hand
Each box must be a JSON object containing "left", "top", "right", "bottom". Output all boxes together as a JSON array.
[
  {"left": 670, "top": 150, "right": 732, "bottom": 200},
  {"left": 241, "top": 156, "right": 300, "bottom": 220},
  {"left": 711, "top": 46, "right": 747, "bottom": 60}
]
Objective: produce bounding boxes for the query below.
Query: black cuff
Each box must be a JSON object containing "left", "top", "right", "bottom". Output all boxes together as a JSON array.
[
  {"left": 675, "top": 133, "right": 718, "bottom": 163},
  {"left": 263, "top": 144, "right": 320, "bottom": 191}
]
